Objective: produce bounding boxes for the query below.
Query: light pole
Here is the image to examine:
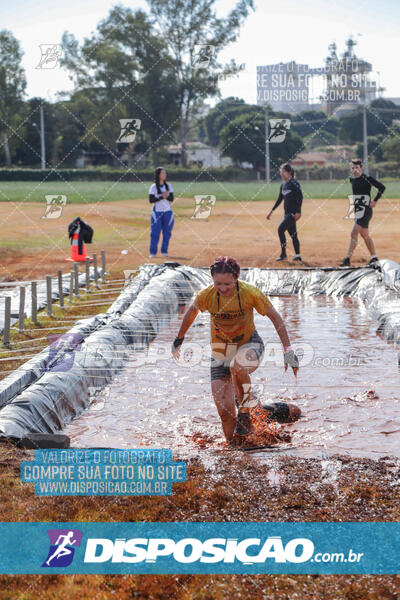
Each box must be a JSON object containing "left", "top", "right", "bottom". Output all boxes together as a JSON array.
[
  {"left": 362, "top": 101, "right": 368, "bottom": 175},
  {"left": 265, "top": 106, "right": 270, "bottom": 183},
  {"left": 33, "top": 105, "right": 46, "bottom": 170}
]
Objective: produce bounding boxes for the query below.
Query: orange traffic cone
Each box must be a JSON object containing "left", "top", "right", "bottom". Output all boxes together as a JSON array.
[{"left": 65, "top": 232, "right": 91, "bottom": 262}]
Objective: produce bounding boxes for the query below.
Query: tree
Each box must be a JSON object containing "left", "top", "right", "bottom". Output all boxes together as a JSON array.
[
  {"left": 0, "top": 30, "right": 27, "bottom": 165},
  {"left": 291, "top": 110, "right": 339, "bottom": 143},
  {"left": 220, "top": 109, "right": 303, "bottom": 170},
  {"left": 205, "top": 97, "right": 246, "bottom": 146},
  {"left": 382, "top": 136, "right": 400, "bottom": 163},
  {"left": 61, "top": 6, "right": 180, "bottom": 166},
  {"left": 338, "top": 99, "right": 400, "bottom": 144},
  {"left": 356, "top": 135, "right": 384, "bottom": 163},
  {"left": 147, "top": 0, "right": 254, "bottom": 165}
]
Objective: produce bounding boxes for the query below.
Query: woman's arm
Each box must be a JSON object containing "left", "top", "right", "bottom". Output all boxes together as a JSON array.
[
  {"left": 177, "top": 302, "right": 199, "bottom": 338},
  {"left": 172, "top": 302, "right": 199, "bottom": 357},
  {"left": 292, "top": 180, "right": 303, "bottom": 214},
  {"left": 265, "top": 303, "right": 290, "bottom": 348},
  {"left": 267, "top": 186, "right": 283, "bottom": 219},
  {"left": 265, "top": 303, "right": 299, "bottom": 374}
]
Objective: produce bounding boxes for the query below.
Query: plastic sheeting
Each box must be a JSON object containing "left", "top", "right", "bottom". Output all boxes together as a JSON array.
[
  {"left": 0, "top": 264, "right": 210, "bottom": 439},
  {"left": 0, "top": 263, "right": 161, "bottom": 410},
  {"left": 0, "top": 260, "right": 399, "bottom": 440}
]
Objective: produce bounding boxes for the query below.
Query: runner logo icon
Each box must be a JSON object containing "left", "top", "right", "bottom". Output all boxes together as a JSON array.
[{"left": 42, "top": 529, "right": 82, "bottom": 568}]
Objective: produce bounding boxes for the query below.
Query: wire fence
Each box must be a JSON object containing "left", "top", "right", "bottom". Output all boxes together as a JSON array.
[{"left": 0, "top": 250, "right": 112, "bottom": 346}]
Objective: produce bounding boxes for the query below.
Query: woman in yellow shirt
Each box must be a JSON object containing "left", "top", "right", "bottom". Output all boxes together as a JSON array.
[{"left": 171, "top": 256, "right": 299, "bottom": 442}]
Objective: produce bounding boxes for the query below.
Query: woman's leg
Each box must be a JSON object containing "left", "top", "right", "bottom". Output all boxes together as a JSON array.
[
  {"left": 150, "top": 210, "right": 162, "bottom": 255},
  {"left": 161, "top": 211, "right": 174, "bottom": 255},
  {"left": 230, "top": 347, "right": 259, "bottom": 410},
  {"left": 278, "top": 216, "right": 290, "bottom": 256},
  {"left": 211, "top": 376, "right": 236, "bottom": 441},
  {"left": 287, "top": 215, "right": 300, "bottom": 255}
]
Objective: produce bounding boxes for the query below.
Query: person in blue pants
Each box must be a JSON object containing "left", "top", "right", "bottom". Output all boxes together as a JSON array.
[{"left": 148, "top": 167, "right": 174, "bottom": 258}]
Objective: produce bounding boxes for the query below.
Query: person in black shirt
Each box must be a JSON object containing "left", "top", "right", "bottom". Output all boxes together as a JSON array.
[
  {"left": 340, "top": 159, "right": 385, "bottom": 267},
  {"left": 267, "top": 163, "right": 303, "bottom": 261}
]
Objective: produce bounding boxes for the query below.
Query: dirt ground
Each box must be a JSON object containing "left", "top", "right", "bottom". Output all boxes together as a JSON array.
[
  {"left": 1, "top": 443, "right": 400, "bottom": 599},
  {"left": 1, "top": 197, "right": 399, "bottom": 281},
  {"left": 1, "top": 197, "right": 400, "bottom": 597}
]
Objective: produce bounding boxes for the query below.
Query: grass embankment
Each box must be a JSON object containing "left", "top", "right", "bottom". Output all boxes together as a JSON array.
[{"left": 1, "top": 179, "right": 400, "bottom": 203}]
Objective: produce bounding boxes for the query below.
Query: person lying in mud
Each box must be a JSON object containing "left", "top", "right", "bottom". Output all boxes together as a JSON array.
[{"left": 171, "top": 256, "right": 300, "bottom": 443}]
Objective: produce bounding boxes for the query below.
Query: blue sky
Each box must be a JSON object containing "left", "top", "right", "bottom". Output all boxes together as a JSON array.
[{"left": 2, "top": 0, "right": 400, "bottom": 104}]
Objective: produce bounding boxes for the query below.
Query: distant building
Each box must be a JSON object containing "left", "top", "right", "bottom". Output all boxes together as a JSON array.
[
  {"left": 257, "top": 38, "right": 378, "bottom": 116},
  {"left": 257, "top": 62, "right": 309, "bottom": 113},
  {"left": 167, "top": 142, "right": 233, "bottom": 168},
  {"left": 76, "top": 150, "right": 148, "bottom": 168},
  {"left": 292, "top": 147, "right": 354, "bottom": 168},
  {"left": 292, "top": 152, "right": 327, "bottom": 168}
]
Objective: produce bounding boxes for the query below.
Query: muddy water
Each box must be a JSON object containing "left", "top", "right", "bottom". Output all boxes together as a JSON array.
[{"left": 65, "top": 296, "right": 400, "bottom": 459}]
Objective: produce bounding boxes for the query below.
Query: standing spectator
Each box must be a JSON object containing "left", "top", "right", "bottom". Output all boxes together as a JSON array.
[
  {"left": 148, "top": 167, "right": 174, "bottom": 258},
  {"left": 267, "top": 163, "right": 303, "bottom": 262}
]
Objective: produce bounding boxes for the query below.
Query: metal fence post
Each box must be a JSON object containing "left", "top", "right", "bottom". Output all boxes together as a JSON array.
[
  {"left": 31, "top": 281, "right": 38, "bottom": 324},
  {"left": 93, "top": 253, "right": 99, "bottom": 289},
  {"left": 85, "top": 257, "right": 91, "bottom": 293},
  {"left": 46, "top": 276, "right": 53, "bottom": 317},
  {"left": 74, "top": 263, "right": 79, "bottom": 297},
  {"left": 19, "top": 286, "right": 26, "bottom": 333},
  {"left": 3, "top": 297, "right": 11, "bottom": 346},
  {"left": 69, "top": 271, "right": 74, "bottom": 303},
  {"left": 101, "top": 250, "right": 106, "bottom": 283},
  {"left": 58, "top": 270, "right": 64, "bottom": 309}
]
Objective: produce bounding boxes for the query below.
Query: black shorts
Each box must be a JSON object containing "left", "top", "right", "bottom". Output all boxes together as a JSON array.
[
  {"left": 355, "top": 206, "right": 372, "bottom": 228},
  {"left": 210, "top": 329, "right": 265, "bottom": 381}
]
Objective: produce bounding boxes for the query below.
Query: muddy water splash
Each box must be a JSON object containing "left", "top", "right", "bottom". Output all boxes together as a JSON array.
[{"left": 65, "top": 295, "right": 399, "bottom": 459}]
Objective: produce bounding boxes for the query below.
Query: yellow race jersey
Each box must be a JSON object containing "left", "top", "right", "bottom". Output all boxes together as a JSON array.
[{"left": 194, "top": 279, "right": 272, "bottom": 354}]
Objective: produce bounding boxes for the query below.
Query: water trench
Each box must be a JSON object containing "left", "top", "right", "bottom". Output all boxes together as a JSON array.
[{"left": 65, "top": 294, "right": 400, "bottom": 460}]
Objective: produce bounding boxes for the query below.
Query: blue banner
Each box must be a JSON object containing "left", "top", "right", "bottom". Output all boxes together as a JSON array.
[
  {"left": 20, "top": 449, "right": 186, "bottom": 496},
  {"left": 0, "top": 522, "right": 400, "bottom": 574}
]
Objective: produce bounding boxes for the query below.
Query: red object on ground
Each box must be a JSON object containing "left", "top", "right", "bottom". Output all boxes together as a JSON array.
[{"left": 65, "top": 232, "right": 91, "bottom": 262}]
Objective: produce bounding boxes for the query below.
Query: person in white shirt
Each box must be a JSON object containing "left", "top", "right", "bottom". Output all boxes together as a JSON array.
[{"left": 148, "top": 167, "right": 174, "bottom": 258}]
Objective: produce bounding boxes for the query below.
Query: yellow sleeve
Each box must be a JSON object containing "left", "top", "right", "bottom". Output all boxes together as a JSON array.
[
  {"left": 251, "top": 286, "right": 272, "bottom": 316},
  {"left": 194, "top": 287, "right": 210, "bottom": 312}
]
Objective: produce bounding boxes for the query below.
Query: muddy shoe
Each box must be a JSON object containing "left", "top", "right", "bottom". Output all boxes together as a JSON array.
[
  {"left": 367, "top": 256, "right": 379, "bottom": 266},
  {"left": 276, "top": 253, "right": 287, "bottom": 261},
  {"left": 340, "top": 257, "right": 350, "bottom": 267},
  {"left": 234, "top": 411, "right": 252, "bottom": 436}
]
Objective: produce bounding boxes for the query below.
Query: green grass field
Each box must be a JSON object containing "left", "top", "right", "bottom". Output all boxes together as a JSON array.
[{"left": 0, "top": 179, "right": 399, "bottom": 203}]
